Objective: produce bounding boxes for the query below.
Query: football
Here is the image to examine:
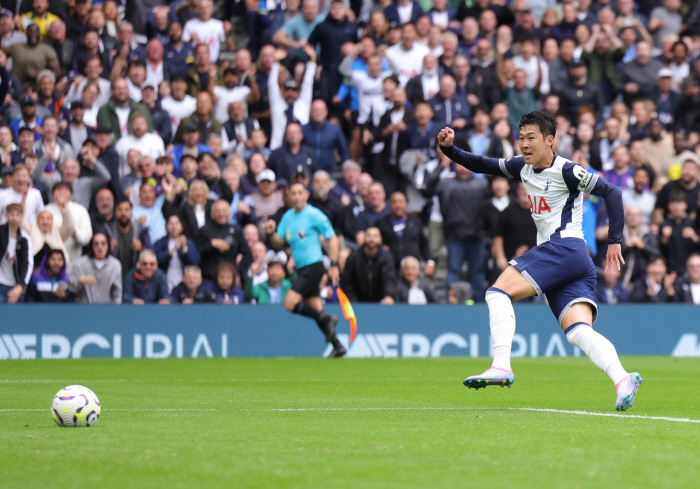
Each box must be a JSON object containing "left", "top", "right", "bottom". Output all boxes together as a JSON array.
[{"left": 51, "top": 385, "right": 101, "bottom": 427}]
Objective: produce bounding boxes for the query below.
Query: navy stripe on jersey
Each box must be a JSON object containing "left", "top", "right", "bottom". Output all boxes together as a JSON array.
[{"left": 554, "top": 189, "right": 579, "bottom": 236}]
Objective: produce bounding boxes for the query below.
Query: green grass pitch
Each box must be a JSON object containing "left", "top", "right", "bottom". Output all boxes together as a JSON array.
[{"left": 1, "top": 357, "right": 700, "bottom": 489}]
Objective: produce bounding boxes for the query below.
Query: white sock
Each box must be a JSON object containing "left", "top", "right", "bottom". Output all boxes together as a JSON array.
[
  {"left": 486, "top": 288, "right": 515, "bottom": 371},
  {"left": 565, "top": 323, "right": 628, "bottom": 385}
]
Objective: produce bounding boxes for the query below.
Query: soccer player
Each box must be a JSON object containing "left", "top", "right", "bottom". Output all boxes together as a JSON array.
[
  {"left": 263, "top": 183, "right": 346, "bottom": 358},
  {"left": 438, "top": 112, "right": 642, "bottom": 411}
]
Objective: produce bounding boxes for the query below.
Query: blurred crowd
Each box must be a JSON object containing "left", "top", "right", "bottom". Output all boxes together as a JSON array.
[{"left": 2, "top": 0, "right": 700, "bottom": 305}]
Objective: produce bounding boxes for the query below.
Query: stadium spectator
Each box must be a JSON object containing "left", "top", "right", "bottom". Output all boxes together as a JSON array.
[
  {"left": 642, "top": 119, "right": 674, "bottom": 169},
  {"left": 0, "top": 164, "right": 44, "bottom": 225},
  {"left": 132, "top": 181, "right": 166, "bottom": 244},
  {"left": 386, "top": 22, "right": 429, "bottom": 88},
  {"left": 395, "top": 255, "right": 436, "bottom": 304},
  {"left": 630, "top": 256, "right": 678, "bottom": 303},
  {"left": 90, "top": 188, "right": 116, "bottom": 242},
  {"left": 460, "top": 107, "right": 503, "bottom": 158},
  {"left": 492, "top": 182, "right": 538, "bottom": 273},
  {"left": 6, "top": 24, "right": 60, "bottom": 84},
  {"left": 618, "top": 41, "right": 663, "bottom": 106},
  {"left": 267, "top": 123, "right": 315, "bottom": 183},
  {"left": 113, "top": 199, "right": 150, "bottom": 281},
  {"left": 673, "top": 254, "right": 700, "bottom": 304},
  {"left": 330, "top": 160, "right": 361, "bottom": 205},
  {"left": 154, "top": 214, "right": 200, "bottom": 293},
  {"left": 405, "top": 54, "right": 439, "bottom": 106},
  {"left": 114, "top": 113, "right": 165, "bottom": 176},
  {"left": 0, "top": 203, "right": 32, "bottom": 304},
  {"left": 595, "top": 257, "right": 631, "bottom": 305},
  {"left": 140, "top": 82, "right": 172, "bottom": 146},
  {"left": 174, "top": 92, "right": 222, "bottom": 145},
  {"left": 247, "top": 241, "right": 269, "bottom": 287},
  {"left": 429, "top": 75, "right": 470, "bottom": 138},
  {"left": 602, "top": 146, "right": 635, "bottom": 191},
  {"left": 341, "top": 226, "right": 397, "bottom": 304},
  {"left": 425, "top": 153, "right": 489, "bottom": 301},
  {"left": 163, "top": 178, "right": 213, "bottom": 240},
  {"left": 376, "top": 191, "right": 433, "bottom": 274},
  {"left": 373, "top": 88, "right": 414, "bottom": 190},
  {"left": 222, "top": 169, "right": 255, "bottom": 227},
  {"left": 22, "top": 209, "right": 71, "bottom": 266},
  {"left": 172, "top": 264, "right": 216, "bottom": 304},
  {"left": 355, "top": 182, "right": 390, "bottom": 245},
  {"left": 622, "top": 168, "right": 656, "bottom": 225},
  {"left": 555, "top": 61, "right": 604, "bottom": 125},
  {"left": 212, "top": 261, "right": 244, "bottom": 304},
  {"left": 25, "top": 249, "right": 73, "bottom": 303},
  {"left": 45, "top": 181, "right": 92, "bottom": 263},
  {"left": 213, "top": 65, "right": 260, "bottom": 125},
  {"left": 244, "top": 257, "right": 292, "bottom": 305},
  {"left": 654, "top": 157, "right": 700, "bottom": 224},
  {"left": 197, "top": 199, "right": 253, "bottom": 281},
  {"left": 659, "top": 190, "right": 700, "bottom": 274},
  {"left": 308, "top": 170, "right": 343, "bottom": 233},
  {"left": 123, "top": 249, "right": 170, "bottom": 304},
  {"left": 221, "top": 100, "right": 259, "bottom": 157},
  {"left": 96, "top": 78, "right": 153, "bottom": 145},
  {"left": 301, "top": 99, "right": 348, "bottom": 175}
]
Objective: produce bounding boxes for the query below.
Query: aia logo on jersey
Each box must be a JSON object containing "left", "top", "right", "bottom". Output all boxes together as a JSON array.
[
  {"left": 297, "top": 229, "right": 306, "bottom": 240},
  {"left": 528, "top": 195, "right": 551, "bottom": 214}
]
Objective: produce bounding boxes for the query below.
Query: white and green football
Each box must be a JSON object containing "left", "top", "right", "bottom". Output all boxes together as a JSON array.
[{"left": 51, "top": 385, "right": 101, "bottom": 427}]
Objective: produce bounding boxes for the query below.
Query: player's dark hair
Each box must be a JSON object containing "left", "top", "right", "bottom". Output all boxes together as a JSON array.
[
  {"left": 519, "top": 111, "right": 557, "bottom": 140},
  {"left": 669, "top": 189, "right": 687, "bottom": 204}
]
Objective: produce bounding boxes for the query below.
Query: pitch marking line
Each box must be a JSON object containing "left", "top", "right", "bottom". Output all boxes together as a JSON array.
[
  {"left": 2, "top": 406, "right": 700, "bottom": 424},
  {"left": 0, "top": 377, "right": 690, "bottom": 383}
]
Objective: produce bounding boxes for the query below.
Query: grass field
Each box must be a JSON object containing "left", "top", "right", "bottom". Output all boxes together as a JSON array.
[{"left": 1, "top": 357, "right": 700, "bottom": 489}]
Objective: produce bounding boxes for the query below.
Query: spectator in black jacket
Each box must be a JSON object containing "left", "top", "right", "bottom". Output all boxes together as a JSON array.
[
  {"left": 122, "top": 249, "right": 171, "bottom": 304},
  {"left": 594, "top": 258, "right": 631, "bottom": 304},
  {"left": 424, "top": 154, "right": 490, "bottom": 301},
  {"left": 25, "top": 249, "right": 74, "bottom": 303},
  {"left": 674, "top": 254, "right": 700, "bottom": 304},
  {"left": 458, "top": 107, "right": 504, "bottom": 159},
  {"left": 172, "top": 264, "right": 216, "bottom": 304},
  {"left": 154, "top": 214, "right": 201, "bottom": 293},
  {"left": 308, "top": 170, "right": 344, "bottom": 234},
  {"left": 375, "top": 191, "right": 434, "bottom": 275},
  {"left": 266, "top": 123, "right": 316, "bottom": 182},
  {"left": 659, "top": 190, "right": 700, "bottom": 274},
  {"left": 196, "top": 199, "right": 253, "bottom": 281},
  {"left": 197, "top": 152, "right": 233, "bottom": 203},
  {"left": 140, "top": 82, "right": 172, "bottom": 146},
  {"left": 630, "top": 256, "right": 677, "bottom": 303},
  {"left": 341, "top": 226, "right": 397, "bottom": 304},
  {"left": 93, "top": 125, "right": 121, "bottom": 201},
  {"left": 0, "top": 203, "right": 33, "bottom": 304},
  {"left": 396, "top": 256, "right": 436, "bottom": 304}
]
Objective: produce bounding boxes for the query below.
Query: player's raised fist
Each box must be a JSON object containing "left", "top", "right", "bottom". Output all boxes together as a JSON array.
[{"left": 438, "top": 127, "right": 454, "bottom": 147}]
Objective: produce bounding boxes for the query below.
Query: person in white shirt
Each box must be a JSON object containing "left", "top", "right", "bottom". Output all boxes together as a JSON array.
[
  {"left": 160, "top": 74, "right": 197, "bottom": 136},
  {"left": 397, "top": 256, "right": 436, "bottom": 304},
  {"left": 65, "top": 55, "right": 112, "bottom": 109},
  {"left": 339, "top": 46, "right": 391, "bottom": 127},
  {"left": 114, "top": 113, "right": 166, "bottom": 176},
  {"left": 0, "top": 164, "right": 44, "bottom": 225},
  {"left": 182, "top": 0, "right": 229, "bottom": 63},
  {"left": 124, "top": 60, "right": 148, "bottom": 103},
  {"left": 45, "top": 181, "right": 93, "bottom": 264},
  {"left": 212, "top": 66, "right": 260, "bottom": 124},
  {"left": 144, "top": 39, "right": 165, "bottom": 87},
  {"left": 511, "top": 34, "right": 550, "bottom": 95},
  {"left": 268, "top": 45, "right": 317, "bottom": 150},
  {"left": 386, "top": 23, "right": 430, "bottom": 87}
]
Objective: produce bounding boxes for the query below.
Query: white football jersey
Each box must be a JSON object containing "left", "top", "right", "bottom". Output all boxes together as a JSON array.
[{"left": 498, "top": 154, "right": 598, "bottom": 245}]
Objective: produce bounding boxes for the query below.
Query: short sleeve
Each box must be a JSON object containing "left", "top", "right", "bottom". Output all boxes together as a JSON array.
[
  {"left": 315, "top": 209, "right": 335, "bottom": 239},
  {"left": 561, "top": 162, "right": 598, "bottom": 194}
]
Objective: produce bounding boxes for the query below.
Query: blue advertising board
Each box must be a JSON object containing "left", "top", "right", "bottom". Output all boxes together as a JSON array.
[{"left": 1, "top": 304, "right": 699, "bottom": 359}]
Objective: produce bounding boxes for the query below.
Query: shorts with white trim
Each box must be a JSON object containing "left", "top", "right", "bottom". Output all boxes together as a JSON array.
[{"left": 509, "top": 236, "right": 598, "bottom": 325}]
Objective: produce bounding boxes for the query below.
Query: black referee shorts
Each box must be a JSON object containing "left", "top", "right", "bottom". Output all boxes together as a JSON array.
[{"left": 291, "top": 261, "right": 327, "bottom": 299}]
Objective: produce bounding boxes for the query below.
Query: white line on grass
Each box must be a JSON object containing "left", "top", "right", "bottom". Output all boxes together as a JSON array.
[
  {"left": 2, "top": 406, "right": 700, "bottom": 424},
  {"left": 0, "top": 377, "right": 690, "bottom": 383}
]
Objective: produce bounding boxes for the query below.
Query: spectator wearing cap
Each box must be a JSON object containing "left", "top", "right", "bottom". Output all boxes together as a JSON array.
[
  {"left": 154, "top": 214, "right": 200, "bottom": 292},
  {"left": 341, "top": 226, "right": 397, "bottom": 304},
  {"left": 65, "top": 55, "right": 112, "bottom": 110},
  {"left": 140, "top": 81, "right": 172, "bottom": 145},
  {"left": 266, "top": 123, "right": 316, "bottom": 183},
  {"left": 196, "top": 199, "right": 253, "bottom": 281},
  {"left": 163, "top": 21, "right": 195, "bottom": 81},
  {"left": 554, "top": 60, "right": 604, "bottom": 124},
  {"left": 249, "top": 169, "right": 284, "bottom": 231},
  {"left": 114, "top": 112, "right": 165, "bottom": 176},
  {"left": 654, "top": 67, "right": 682, "bottom": 131},
  {"left": 375, "top": 191, "right": 433, "bottom": 274},
  {"left": 160, "top": 74, "right": 197, "bottom": 137},
  {"left": 96, "top": 77, "right": 154, "bottom": 144},
  {"left": 221, "top": 100, "right": 260, "bottom": 156},
  {"left": 5, "top": 24, "right": 60, "bottom": 84},
  {"left": 213, "top": 67, "right": 260, "bottom": 125},
  {"left": 61, "top": 101, "right": 94, "bottom": 156},
  {"left": 308, "top": 170, "right": 343, "bottom": 233},
  {"left": 268, "top": 46, "right": 317, "bottom": 150},
  {"left": 395, "top": 256, "right": 436, "bottom": 304},
  {"left": 45, "top": 181, "right": 92, "bottom": 263},
  {"left": 244, "top": 257, "right": 294, "bottom": 304},
  {"left": 9, "top": 96, "right": 44, "bottom": 141},
  {"left": 173, "top": 92, "right": 222, "bottom": 145},
  {"left": 618, "top": 41, "right": 664, "bottom": 107},
  {"left": 169, "top": 124, "right": 212, "bottom": 175},
  {"left": 92, "top": 125, "right": 121, "bottom": 194},
  {"left": 123, "top": 249, "right": 170, "bottom": 304},
  {"left": 0, "top": 164, "right": 44, "bottom": 225},
  {"left": 172, "top": 264, "right": 216, "bottom": 304},
  {"left": 301, "top": 100, "right": 349, "bottom": 175}
]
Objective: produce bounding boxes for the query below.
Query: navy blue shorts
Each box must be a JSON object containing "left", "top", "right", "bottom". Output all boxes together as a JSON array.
[{"left": 509, "top": 237, "right": 598, "bottom": 325}]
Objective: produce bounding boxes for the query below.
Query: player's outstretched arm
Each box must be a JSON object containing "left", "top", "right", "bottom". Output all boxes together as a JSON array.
[
  {"left": 585, "top": 175, "right": 625, "bottom": 273},
  {"left": 438, "top": 127, "right": 519, "bottom": 179}
]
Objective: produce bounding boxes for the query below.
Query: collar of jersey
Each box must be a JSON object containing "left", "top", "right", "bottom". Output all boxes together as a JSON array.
[{"left": 532, "top": 153, "right": 557, "bottom": 174}]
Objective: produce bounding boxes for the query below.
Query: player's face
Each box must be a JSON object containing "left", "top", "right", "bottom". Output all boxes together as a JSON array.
[
  {"left": 518, "top": 125, "right": 553, "bottom": 166},
  {"left": 290, "top": 184, "right": 309, "bottom": 210}
]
